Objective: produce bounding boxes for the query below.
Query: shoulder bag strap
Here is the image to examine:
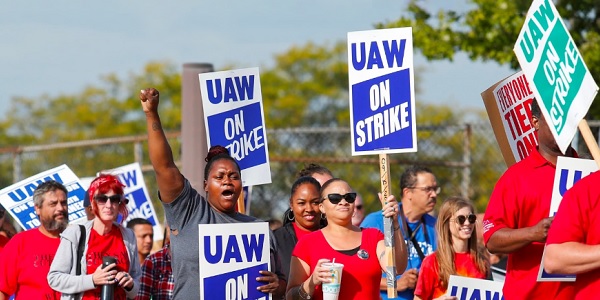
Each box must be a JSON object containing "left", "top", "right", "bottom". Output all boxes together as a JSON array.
[{"left": 76, "top": 225, "right": 86, "bottom": 275}]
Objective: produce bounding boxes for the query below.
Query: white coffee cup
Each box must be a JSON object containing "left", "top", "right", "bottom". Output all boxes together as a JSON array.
[{"left": 321, "top": 262, "right": 344, "bottom": 300}]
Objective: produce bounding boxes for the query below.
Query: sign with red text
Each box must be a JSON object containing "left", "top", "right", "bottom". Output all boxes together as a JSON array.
[
  {"left": 538, "top": 156, "right": 598, "bottom": 281},
  {"left": 514, "top": 0, "right": 598, "bottom": 154},
  {"left": 199, "top": 67, "right": 271, "bottom": 187},
  {"left": 347, "top": 27, "right": 417, "bottom": 155},
  {"left": 482, "top": 71, "right": 538, "bottom": 166}
]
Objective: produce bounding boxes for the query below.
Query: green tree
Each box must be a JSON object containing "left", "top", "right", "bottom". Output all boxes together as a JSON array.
[
  {"left": 378, "top": 0, "right": 600, "bottom": 118},
  {"left": 0, "top": 45, "right": 502, "bottom": 221}
]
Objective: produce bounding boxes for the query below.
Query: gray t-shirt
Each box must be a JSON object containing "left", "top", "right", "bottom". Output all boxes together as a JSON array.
[{"left": 163, "top": 178, "right": 283, "bottom": 300}]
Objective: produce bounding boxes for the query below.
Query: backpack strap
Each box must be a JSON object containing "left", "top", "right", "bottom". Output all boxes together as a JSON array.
[{"left": 76, "top": 225, "right": 86, "bottom": 275}]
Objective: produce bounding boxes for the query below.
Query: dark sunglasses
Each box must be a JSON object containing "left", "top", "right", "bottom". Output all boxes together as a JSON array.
[
  {"left": 325, "top": 193, "right": 357, "bottom": 205},
  {"left": 454, "top": 214, "right": 477, "bottom": 225},
  {"left": 356, "top": 205, "right": 363, "bottom": 210},
  {"left": 94, "top": 194, "right": 127, "bottom": 205}
]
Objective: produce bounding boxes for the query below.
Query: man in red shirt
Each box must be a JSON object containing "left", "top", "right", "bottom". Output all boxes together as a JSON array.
[
  {"left": 0, "top": 180, "right": 69, "bottom": 300},
  {"left": 482, "top": 99, "right": 574, "bottom": 299},
  {"left": 544, "top": 170, "right": 600, "bottom": 299}
]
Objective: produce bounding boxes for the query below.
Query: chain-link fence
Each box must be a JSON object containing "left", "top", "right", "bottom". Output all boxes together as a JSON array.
[
  {"left": 2, "top": 121, "right": 599, "bottom": 227},
  {"left": 0, "top": 123, "right": 511, "bottom": 222}
]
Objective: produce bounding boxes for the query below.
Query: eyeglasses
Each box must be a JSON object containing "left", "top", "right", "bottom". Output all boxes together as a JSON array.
[
  {"left": 94, "top": 194, "right": 126, "bottom": 205},
  {"left": 453, "top": 214, "right": 477, "bottom": 225},
  {"left": 409, "top": 186, "right": 441, "bottom": 194},
  {"left": 324, "top": 193, "right": 357, "bottom": 205}
]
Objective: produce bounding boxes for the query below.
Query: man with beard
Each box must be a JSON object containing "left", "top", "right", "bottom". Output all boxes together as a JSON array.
[
  {"left": 0, "top": 180, "right": 69, "bottom": 300},
  {"left": 361, "top": 166, "right": 439, "bottom": 300}
]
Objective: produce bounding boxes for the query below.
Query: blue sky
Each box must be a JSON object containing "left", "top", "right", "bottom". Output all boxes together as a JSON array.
[{"left": 0, "top": 1, "right": 513, "bottom": 117}]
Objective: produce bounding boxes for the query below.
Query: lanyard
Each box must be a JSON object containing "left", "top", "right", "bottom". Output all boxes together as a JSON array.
[{"left": 399, "top": 205, "right": 430, "bottom": 261}]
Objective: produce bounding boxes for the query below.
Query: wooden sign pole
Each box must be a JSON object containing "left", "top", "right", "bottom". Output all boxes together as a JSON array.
[
  {"left": 237, "top": 189, "right": 246, "bottom": 214},
  {"left": 379, "top": 153, "right": 397, "bottom": 298},
  {"left": 578, "top": 119, "right": 600, "bottom": 169}
]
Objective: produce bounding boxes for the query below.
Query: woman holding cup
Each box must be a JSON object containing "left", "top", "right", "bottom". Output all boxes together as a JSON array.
[{"left": 286, "top": 178, "right": 407, "bottom": 300}]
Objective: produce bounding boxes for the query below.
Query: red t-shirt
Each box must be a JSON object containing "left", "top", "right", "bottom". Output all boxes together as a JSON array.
[
  {"left": 0, "top": 228, "right": 61, "bottom": 299},
  {"left": 292, "top": 228, "right": 384, "bottom": 300},
  {"left": 0, "top": 234, "right": 9, "bottom": 252},
  {"left": 482, "top": 148, "right": 574, "bottom": 299},
  {"left": 292, "top": 222, "right": 313, "bottom": 241},
  {"left": 82, "top": 226, "right": 130, "bottom": 300},
  {"left": 414, "top": 252, "right": 487, "bottom": 300},
  {"left": 547, "top": 170, "right": 600, "bottom": 299}
]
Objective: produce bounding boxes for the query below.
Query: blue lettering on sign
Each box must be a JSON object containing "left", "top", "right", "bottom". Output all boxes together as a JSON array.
[
  {"left": 119, "top": 170, "right": 138, "bottom": 188},
  {"left": 10, "top": 177, "right": 84, "bottom": 230},
  {"left": 351, "top": 39, "right": 406, "bottom": 70},
  {"left": 450, "top": 286, "right": 503, "bottom": 300},
  {"left": 123, "top": 188, "right": 157, "bottom": 226},
  {"left": 558, "top": 168, "right": 583, "bottom": 196},
  {"left": 204, "top": 234, "right": 265, "bottom": 264},
  {"left": 352, "top": 70, "right": 413, "bottom": 152},
  {"left": 207, "top": 102, "right": 267, "bottom": 169},
  {"left": 206, "top": 75, "right": 255, "bottom": 104},
  {"left": 203, "top": 264, "right": 268, "bottom": 300},
  {"left": 8, "top": 173, "right": 64, "bottom": 202}
]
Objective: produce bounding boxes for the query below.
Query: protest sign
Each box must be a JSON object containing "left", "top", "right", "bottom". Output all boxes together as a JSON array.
[
  {"left": 0, "top": 165, "right": 86, "bottom": 230},
  {"left": 347, "top": 27, "right": 417, "bottom": 156},
  {"left": 199, "top": 67, "right": 271, "bottom": 187},
  {"left": 537, "top": 156, "right": 598, "bottom": 281},
  {"left": 482, "top": 71, "right": 538, "bottom": 166},
  {"left": 348, "top": 26, "right": 418, "bottom": 297},
  {"left": 102, "top": 162, "right": 162, "bottom": 241},
  {"left": 447, "top": 275, "right": 504, "bottom": 300},
  {"left": 514, "top": 0, "right": 598, "bottom": 154},
  {"left": 198, "top": 222, "right": 271, "bottom": 300}
]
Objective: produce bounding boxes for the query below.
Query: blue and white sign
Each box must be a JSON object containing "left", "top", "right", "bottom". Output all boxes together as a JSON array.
[
  {"left": 0, "top": 164, "right": 86, "bottom": 230},
  {"left": 447, "top": 275, "right": 504, "bottom": 300},
  {"left": 101, "top": 162, "right": 162, "bottom": 241},
  {"left": 198, "top": 222, "right": 271, "bottom": 300},
  {"left": 538, "top": 156, "right": 598, "bottom": 281},
  {"left": 347, "top": 27, "right": 417, "bottom": 155},
  {"left": 199, "top": 67, "right": 271, "bottom": 187}
]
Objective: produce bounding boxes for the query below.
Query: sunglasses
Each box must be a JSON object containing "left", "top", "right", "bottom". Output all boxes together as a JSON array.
[
  {"left": 356, "top": 205, "right": 363, "bottom": 210},
  {"left": 0, "top": 209, "right": 4, "bottom": 218},
  {"left": 454, "top": 214, "right": 477, "bottom": 225},
  {"left": 324, "top": 193, "right": 357, "bottom": 205},
  {"left": 94, "top": 194, "right": 127, "bottom": 205}
]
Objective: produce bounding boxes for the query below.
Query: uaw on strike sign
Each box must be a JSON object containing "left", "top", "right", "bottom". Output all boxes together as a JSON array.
[
  {"left": 0, "top": 165, "right": 87, "bottom": 229},
  {"left": 198, "top": 222, "right": 271, "bottom": 300},
  {"left": 514, "top": 0, "right": 598, "bottom": 154},
  {"left": 199, "top": 67, "right": 271, "bottom": 187},
  {"left": 348, "top": 27, "right": 417, "bottom": 155}
]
